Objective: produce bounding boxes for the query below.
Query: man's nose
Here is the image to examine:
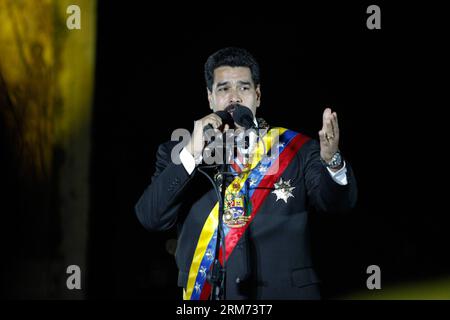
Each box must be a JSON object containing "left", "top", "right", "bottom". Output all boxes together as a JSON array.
[{"left": 229, "top": 91, "right": 242, "bottom": 104}]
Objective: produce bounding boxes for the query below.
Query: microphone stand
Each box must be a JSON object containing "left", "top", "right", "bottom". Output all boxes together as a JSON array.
[
  {"left": 209, "top": 131, "right": 230, "bottom": 300},
  {"left": 206, "top": 106, "right": 256, "bottom": 300}
]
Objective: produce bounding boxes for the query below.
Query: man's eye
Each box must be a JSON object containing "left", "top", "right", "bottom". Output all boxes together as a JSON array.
[
  {"left": 240, "top": 87, "right": 250, "bottom": 91},
  {"left": 218, "top": 87, "right": 228, "bottom": 92}
]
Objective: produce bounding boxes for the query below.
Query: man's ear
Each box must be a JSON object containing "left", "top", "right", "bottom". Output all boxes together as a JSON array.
[
  {"left": 256, "top": 85, "right": 261, "bottom": 108},
  {"left": 207, "top": 88, "right": 214, "bottom": 111}
]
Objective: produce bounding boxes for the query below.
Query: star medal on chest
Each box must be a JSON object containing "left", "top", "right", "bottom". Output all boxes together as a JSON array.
[{"left": 272, "top": 177, "right": 295, "bottom": 203}]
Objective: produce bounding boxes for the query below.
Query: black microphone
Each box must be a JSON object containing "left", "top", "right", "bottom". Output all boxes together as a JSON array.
[
  {"left": 203, "top": 110, "right": 234, "bottom": 134},
  {"left": 231, "top": 104, "right": 256, "bottom": 130}
]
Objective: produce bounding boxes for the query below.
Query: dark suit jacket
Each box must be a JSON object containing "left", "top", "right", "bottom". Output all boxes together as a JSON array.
[{"left": 135, "top": 132, "right": 357, "bottom": 299}]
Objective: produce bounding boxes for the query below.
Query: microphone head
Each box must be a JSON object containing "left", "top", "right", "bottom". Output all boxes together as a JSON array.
[
  {"left": 215, "top": 110, "right": 234, "bottom": 127},
  {"left": 230, "top": 104, "right": 254, "bottom": 129}
]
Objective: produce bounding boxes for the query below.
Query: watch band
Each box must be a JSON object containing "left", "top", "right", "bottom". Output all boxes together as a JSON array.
[{"left": 321, "top": 151, "right": 343, "bottom": 169}]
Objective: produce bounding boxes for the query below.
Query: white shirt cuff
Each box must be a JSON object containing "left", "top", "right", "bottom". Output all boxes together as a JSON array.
[
  {"left": 180, "top": 147, "right": 200, "bottom": 175},
  {"left": 326, "top": 161, "right": 348, "bottom": 185}
]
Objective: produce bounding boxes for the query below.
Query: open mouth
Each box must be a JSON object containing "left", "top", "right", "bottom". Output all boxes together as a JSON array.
[{"left": 225, "top": 103, "right": 241, "bottom": 117}]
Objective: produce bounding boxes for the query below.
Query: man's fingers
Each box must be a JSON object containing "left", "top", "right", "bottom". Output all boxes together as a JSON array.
[
  {"left": 318, "top": 130, "right": 327, "bottom": 143},
  {"left": 322, "top": 108, "right": 332, "bottom": 124},
  {"left": 322, "top": 108, "right": 339, "bottom": 139},
  {"left": 204, "top": 116, "right": 222, "bottom": 129},
  {"left": 331, "top": 112, "right": 339, "bottom": 133},
  {"left": 209, "top": 114, "right": 223, "bottom": 128},
  {"left": 324, "top": 117, "right": 334, "bottom": 139}
]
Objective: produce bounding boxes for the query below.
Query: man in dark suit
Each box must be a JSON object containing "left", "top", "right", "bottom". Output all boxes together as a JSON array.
[{"left": 135, "top": 47, "right": 357, "bottom": 300}]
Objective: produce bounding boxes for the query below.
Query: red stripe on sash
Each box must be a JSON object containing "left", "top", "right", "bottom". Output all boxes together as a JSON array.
[{"left": 200, "top": 280, "right": 211, "bottom": 300}]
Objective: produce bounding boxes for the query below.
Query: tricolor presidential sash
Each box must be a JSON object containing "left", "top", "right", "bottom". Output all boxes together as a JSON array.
[{"left": 183, "top": 128, "right": 310, "bottom": 300}]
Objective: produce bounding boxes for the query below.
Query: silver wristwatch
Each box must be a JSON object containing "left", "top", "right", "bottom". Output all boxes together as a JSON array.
[{"left": 321, "top": 151, "right": 343, "bottom": 169}]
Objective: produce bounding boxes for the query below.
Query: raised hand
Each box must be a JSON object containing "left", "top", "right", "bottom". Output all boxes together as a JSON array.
[{"left": 318, "top": 108, "right": 340, "bottom": 164}]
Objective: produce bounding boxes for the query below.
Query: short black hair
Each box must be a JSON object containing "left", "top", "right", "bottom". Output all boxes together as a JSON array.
[{"left": 204, "top": 47, "right": 260, "bottom": 92}]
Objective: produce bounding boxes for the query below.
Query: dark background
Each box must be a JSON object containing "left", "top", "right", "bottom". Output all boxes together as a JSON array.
[
  {"left": 87, "top": 2, "right": 448, "bottom": 298},
  {"left": 2, "top": 2, "right": 448, "bottom": 299}
]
